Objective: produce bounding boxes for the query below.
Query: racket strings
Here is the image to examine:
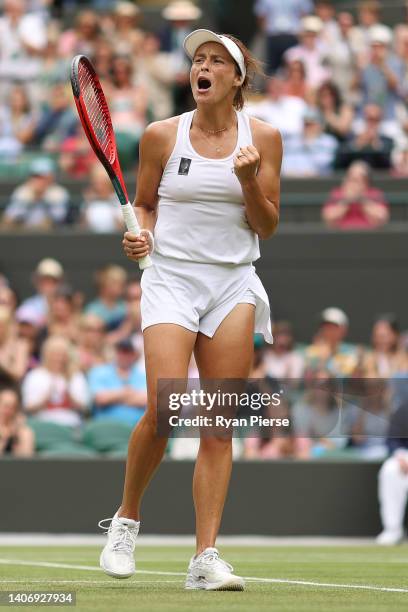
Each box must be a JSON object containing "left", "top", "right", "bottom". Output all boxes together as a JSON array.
[{"left": 78, "top": 65, "right": 114, "bottom": 163}]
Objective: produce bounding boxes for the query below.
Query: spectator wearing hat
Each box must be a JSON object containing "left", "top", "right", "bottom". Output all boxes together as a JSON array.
[
  {"left": 17, "top": 258, "right": 64, "bottom": 328},
  {"left": 282, "top": 106, "right": 338, "bottom": 176},
  {"left": 357, "top": 25, "right": 405, "bottom": 126},
  {"left": 284, "top": 16, "right": 331, "bottom": 89},
  {"left": 87, "top": 338, "right": 147, "bottom": 426},
  {"left": 113, "top": 1, "right": 144, "bottom": 56},
  {"left": 254, "top": 0, "right": 313, "bottom": 74},
  {"left": 0, "top": 387, "right": 34, "bottom": 457},
  {"left": 349, "top": 0, "right": 385, "bottom": 63},
  {"left": 322, "top": 160, "right": 389, "bottom": 229},
  {"left": 2, "top": 159, "right": 70, "bottom": 229},
  {"left": 336, "top": 104, "right": 394, "bottom": 169},
  {"left": 160, "top": 1, "right": 202, "bottom": 115},
  {"left": 303, "top": 307, "right": 360, "bottom": 377}
]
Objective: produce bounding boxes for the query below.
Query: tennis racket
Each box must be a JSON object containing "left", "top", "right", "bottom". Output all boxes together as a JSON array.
[{"left": 70, "top": 54, "right": 152, "bottom": 270}]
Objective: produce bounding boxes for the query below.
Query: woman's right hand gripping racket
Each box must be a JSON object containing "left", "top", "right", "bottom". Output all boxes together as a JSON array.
[{"left": 70, "top": 55, "right": 152, "bottom": 270}]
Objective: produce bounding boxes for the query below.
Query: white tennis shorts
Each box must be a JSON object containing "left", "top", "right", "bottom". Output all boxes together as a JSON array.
[{"left": 140, "top": 253, "right": 273, "bottom": 343}]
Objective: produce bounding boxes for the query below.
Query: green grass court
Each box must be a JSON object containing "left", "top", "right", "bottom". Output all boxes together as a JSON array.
[{"left": 1, "top": 545, "right": 408, "bottom": 611}]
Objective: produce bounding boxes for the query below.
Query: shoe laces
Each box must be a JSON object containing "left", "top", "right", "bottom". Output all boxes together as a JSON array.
[
  {"left": 199, "top": 549, "right": 233, "bottom": 573},
  {"left": 98, "top": 517, "right": 138, "bottom": 553}
]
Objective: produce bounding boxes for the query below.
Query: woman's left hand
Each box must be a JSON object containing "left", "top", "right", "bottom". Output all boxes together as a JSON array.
[{"left": 234, "top": 146, "right": 260, "bottom": 184}]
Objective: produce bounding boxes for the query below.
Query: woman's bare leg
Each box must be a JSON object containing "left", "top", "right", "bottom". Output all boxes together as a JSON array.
[
  {"left": 193, "top": 304, "right": 255, "bottom": 553},
  {"left": 119, "top": 324, "right": 196, "bottom": 520}
]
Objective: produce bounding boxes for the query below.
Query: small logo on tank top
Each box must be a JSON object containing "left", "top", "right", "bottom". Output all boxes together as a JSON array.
[{"left": 178, "top": 157, "right": 192, "bottom": 175}]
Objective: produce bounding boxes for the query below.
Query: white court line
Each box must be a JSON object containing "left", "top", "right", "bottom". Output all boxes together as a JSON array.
[
  {"left": 0, "top": 558, "right": 407, "bottom": 594},
  {"left": 0, "top": 580, "right": 181, "bottom": 585}
]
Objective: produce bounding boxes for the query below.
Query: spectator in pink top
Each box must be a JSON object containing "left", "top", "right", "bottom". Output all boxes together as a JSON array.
[
  {"left": 322, "top": 161, "right": 390, "bottom": 229},
  {"left": 284, "top": 16, "right": 331, "bottom": 88}
]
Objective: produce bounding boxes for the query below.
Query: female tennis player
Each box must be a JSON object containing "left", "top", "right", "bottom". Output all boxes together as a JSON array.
[{"left": 99, "top": 29, "right": 282, "bottom": 591}]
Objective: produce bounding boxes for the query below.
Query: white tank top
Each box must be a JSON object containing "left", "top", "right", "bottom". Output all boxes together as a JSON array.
[{"left": 155, "top": 109, "right": 260, "bottom": 264}]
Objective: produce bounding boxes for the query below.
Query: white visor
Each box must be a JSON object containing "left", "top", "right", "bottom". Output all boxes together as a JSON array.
[{"left": 183, "top": 29, "right": 246, "bottom": 84}]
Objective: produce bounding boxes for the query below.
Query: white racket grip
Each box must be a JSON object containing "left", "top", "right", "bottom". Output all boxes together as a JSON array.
[{"left": 122, "top": 202, "right": 152, "bottom": 270}]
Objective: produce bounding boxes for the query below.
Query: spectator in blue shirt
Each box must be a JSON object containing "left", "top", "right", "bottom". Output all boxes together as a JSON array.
[
  {"left": 282, "top": 106, "right": 338, "bottom": 176},
  {"left": 88, "top": 338, "right": 147, "bottom": 427}
]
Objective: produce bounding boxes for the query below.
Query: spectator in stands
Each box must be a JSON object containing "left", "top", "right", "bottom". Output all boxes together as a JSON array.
[
  {"left": 0, "top": 85, "right": 36, "bottom": 159},
  {"left": 0, "top": 306, "right": 29, "bottom": 382},
  {"left": 17, "top": 258, "right": 64, "bottom": 327},
  {"left": 359, "top": 315, "right": 408, "bottom": 377},
  {"left": 292, "top": 368, "right": 348, "bottom": 458},
  {"left": 59, "top": 123, "right": 97, "bottom": 179},
  {"left": 247, "top": 77, "right": 307, "bottom": 141},
  {"left": 357, "top": 25, "right": 405, "bottom": 126},
  {"left": 77, "top": 314, "right": 110, "bottom": 373},
  {"left": 58, "top": 9, "right": 101, "bottom": 59},
  {"left": 322, "top": 160, "right": 389, "bottom": 229},
  {"left": 348, "top": 378, "right": 391, "bottom": 459},
  {"left": 254, "top": 0, "right": 312, "bottom": 74},
  {"left": 350, "top": 0, "right": 386, "bottom": 63},
  {"left": 336, "top": 104, "right": 393, "bottom": 169},
  {"left": 264, "top": 321, "right": 304, "bottom": 380},
  {"left": 284, "top": 16, "right": 331, "bottom": 89},
  {"left": 31, "top": 82, "right": 78, "bottom": 153},
  {"left": 92, "top": 39, "right": 115, "bottom": 87},
  {"left": 160, "top": 1, "right": 202, "bottom": 115},
  {"left": 315, "top": 0, "right": 339, "bottom": 47},
  {"left": 15, "top": 306, "right": 41, "bottom": 370},
  {"left": 35, "top": 25, "right": 70, "bottom": 106},
  {"left": 42, "top": 285, "right": 80, "bottom": 344},
  {"left": 2, "top": 158, "right": 70, "bottom": 229},
  {"left": 376, "top": 398, "right": 408, "bottom": 544},
  {"left": 392, "top": 144, "right": 408, "bottom": 177},
  {"left": 22, "top": 335, "right": 89, "bottom": 428},
  {"left": 108, "top": 280, "right": 142, "bottom": 349},
  {"left": 0, "top": 0, "right": 47, "bottom": 98},
  {"left": 316, "top": 81, "right": 354, "bottom": 142},
  {"left": 281, "top": 58, "right": 313, "bottom": 101},
  {"left": 303, "top": 307, "right": 359, "bottom": 377},
  {"left": 0, "top": 387, "right": 34, "bottom": 457},
  {"left": 243, "top": 341, "right": 291, "bottom": 459},
  {"left": 325, "top": 12, "right": 357, "bottom": 100},
  {"left": 0, "top": 285, "right": 18, "bottom": 313},
  {"left": 80, "top": 165, "right": 123, "bottom": 233},
  {"left": 87, "top": 338, "right": 147, "bottom": 426},
  {"left": 84, "top": 265, "right": 127, "bottom": 332},
  {"left": 282, "top": 106, "right": 338, "bottom": 176},
  {"left": 113, "top": 1, "right": 144, "bottom": 56},
  {"left": 108, "top": 55, "right": 148, "bottom": 167},
  {"left": 137, "top": 32, "right": 177, "bottom": 122}
]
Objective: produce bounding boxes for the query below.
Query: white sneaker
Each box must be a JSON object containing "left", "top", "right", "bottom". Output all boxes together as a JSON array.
[
  {"left": 376, "top": 529, "right": 404, "bottom": 545},
  {"left": 99, "top": 513, "right": 140, "bottom": 578},
  {"left": 185, "top": 547, "right": 245, "bottom": 591}
]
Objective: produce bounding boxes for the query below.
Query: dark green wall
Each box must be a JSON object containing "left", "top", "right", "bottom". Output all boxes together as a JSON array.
[
  {"left": 0, "top": 458, "right": 383, "bottom": 535},
  {"left": 1, "top": 225, "right": 406, "bottom": 343}
]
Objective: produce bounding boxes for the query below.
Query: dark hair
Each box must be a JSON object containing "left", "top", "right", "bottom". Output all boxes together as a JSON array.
[
  {"left": 222, "top": 34, "right": 265, "bottom": 111},
  {"left": 318, "top": 80, "right": 342, "bottom": 111},
  {"left": 374, "top": 313, "right": 400, "bottom": 334}
]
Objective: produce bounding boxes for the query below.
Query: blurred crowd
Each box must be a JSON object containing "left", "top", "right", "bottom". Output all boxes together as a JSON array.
[
  {"left": 1, "top": 257, "right": 407, "bottom": 459},
  {"left": 0, "top": 0, "right": 407, "bottom": 192}
]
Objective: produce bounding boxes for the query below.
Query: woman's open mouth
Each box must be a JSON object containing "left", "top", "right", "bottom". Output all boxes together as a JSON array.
[{"left": 197, "top": 77, "right": 212, "bottom": 93}]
